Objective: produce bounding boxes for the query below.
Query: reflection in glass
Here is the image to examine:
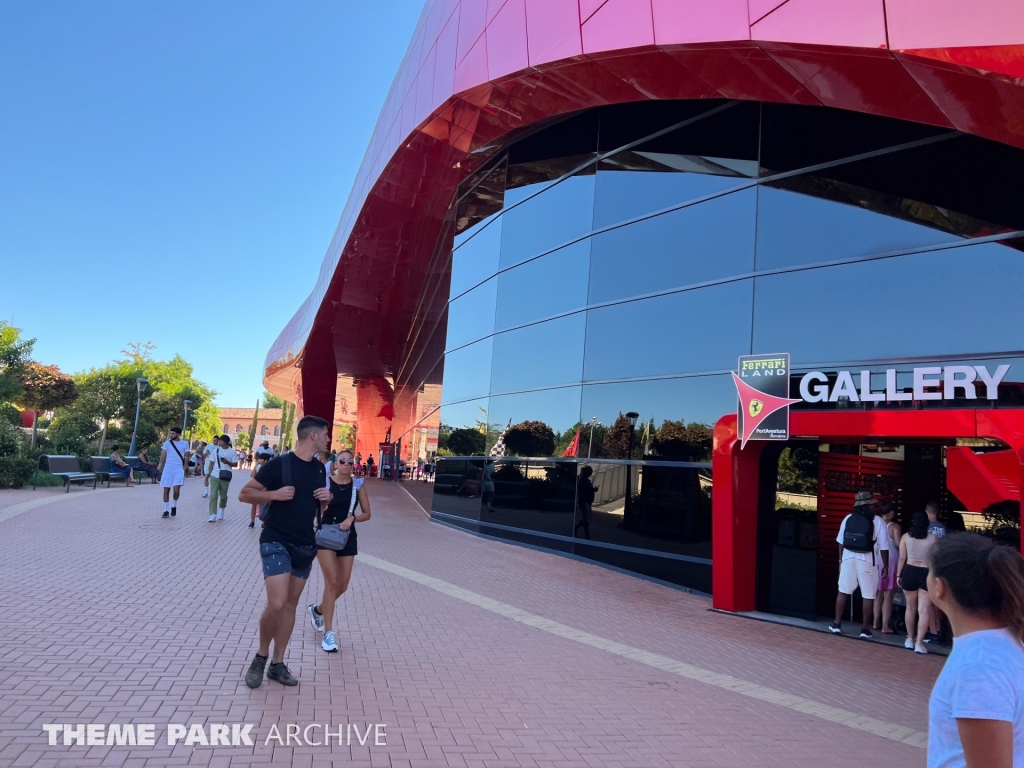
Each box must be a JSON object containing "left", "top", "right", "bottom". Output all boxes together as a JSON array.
[
  {"left": 486, "top": 386, "right": 583, "bottom": 456},
  {"left": 583, "top": 281, "right": 754, "bottom": 382},
  {"left": 499, "top": 173, "right": 596, "bottom": 270},
  {"left": 753, "top": 242, "right": 1024, "bottom": 364},
  {"left": 445, "top": 278, "right": 497, "bottom": 351},
  {"left": 441, "top": 338, "right": 493, "bottom": 404},
  {"left": 495, "top": 240, "right": 591, "bottom": 331},
  {"left": 454, "top": 160, "right": 506, "bottom": 242},
  {"left": 589, "top": 188, "right": 756, "bottom": 304},
  {"left": 451, "top": 218, "right": 502, "bottom": 299},
  {"left": 478, "top": 458, "right": 577, "bottom": 538},
  {"left": 573, "top": 462, "right": 712, "bottom": 563},
  {"left": 431, "top": 457, "right": 486, "bottom": 520},
  {"left": 754, "top": 184, "right": 961, "bottom": 271},
  {"left": 490, "top": 314, "right": 586, "bottom": 393}
]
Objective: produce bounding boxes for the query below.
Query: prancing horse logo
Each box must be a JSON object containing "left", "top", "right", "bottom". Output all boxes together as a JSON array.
[{"left": 748, "top": 399, "right": 764, "bottom": 417}]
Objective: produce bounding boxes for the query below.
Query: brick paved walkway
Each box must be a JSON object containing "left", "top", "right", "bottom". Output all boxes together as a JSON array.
[{"left": 0, "top": 478, "right": 940, "bottom": 767}]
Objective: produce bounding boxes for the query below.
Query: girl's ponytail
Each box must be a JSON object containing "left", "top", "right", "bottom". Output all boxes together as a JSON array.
[{"left": 930, "top": 533, "right": 1024, "bottom": 643}]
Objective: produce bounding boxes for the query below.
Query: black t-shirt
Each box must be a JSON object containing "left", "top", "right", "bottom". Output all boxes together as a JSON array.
[
  {"left": 321, "top": 478, "right": 360, "bottom": 527},
  {"left": 256, "top": 454, "right": 326, "bottom": 547}
]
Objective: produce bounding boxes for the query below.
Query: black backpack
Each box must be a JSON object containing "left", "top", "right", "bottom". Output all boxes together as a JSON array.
[{"left": 842, "top": 506, "right": 876, "bottom": 554}]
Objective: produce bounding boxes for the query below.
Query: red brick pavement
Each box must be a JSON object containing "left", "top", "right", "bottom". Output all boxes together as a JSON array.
[{"left": 0, "top": 478, "right": 938, "bottom": 767}]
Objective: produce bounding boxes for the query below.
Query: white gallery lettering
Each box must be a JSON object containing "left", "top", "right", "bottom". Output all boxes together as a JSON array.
[{"left": 798, "top": 365, "right": 1010, "bottom": 403}]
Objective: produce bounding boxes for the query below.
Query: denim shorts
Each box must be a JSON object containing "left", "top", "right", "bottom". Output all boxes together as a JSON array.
[{"left": 260, "top": 541, "right": 315, "bottom": 580}]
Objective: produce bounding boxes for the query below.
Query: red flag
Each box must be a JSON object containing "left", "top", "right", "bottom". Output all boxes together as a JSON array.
[{"left": 562, "top": 428, "right": 580, "bottom": 457}]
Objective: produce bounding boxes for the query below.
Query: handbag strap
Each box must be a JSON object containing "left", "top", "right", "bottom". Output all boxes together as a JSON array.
[{"left": 318, "top": 477, "right": 360, "bottom": 530}]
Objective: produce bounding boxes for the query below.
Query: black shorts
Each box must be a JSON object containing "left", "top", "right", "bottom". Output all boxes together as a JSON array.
[{"left": 901, "top": 564, "right": 929, "bottom": 592}]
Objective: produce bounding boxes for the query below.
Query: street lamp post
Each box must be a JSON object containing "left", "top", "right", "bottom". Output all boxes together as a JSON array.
[
  {"left": 127, "top": 378, "right": 148, "bottom": 457},
  {"left": 182, "top": 400, "right": 193, "bottom": 438},
  {"left": 587, "top": 417, "right": 600, "bottom": 459},
  {"left": 623, "top": 411, "right": 639, "bottom": 530}
]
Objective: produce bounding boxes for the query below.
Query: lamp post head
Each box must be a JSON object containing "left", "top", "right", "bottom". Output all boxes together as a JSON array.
[
  {"left": 183, "top": 400, "right": 192, "bottom": 407},
  {"left": 136, "top": 377, "right": 148, "bottom": 392},
  {"left": 625, "top": 411, "right": 639, "bottom": 428}
]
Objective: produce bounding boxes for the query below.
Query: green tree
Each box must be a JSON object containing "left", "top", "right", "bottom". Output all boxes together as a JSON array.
[
  {"left": 0, "top": 403, "right": 22, "bottom": 427},
  {"left": 234, "top": 431, "right": 251, "bottom": 450},
  {"left": 504, "top": 420, "right": 555, "bottom": 457},
  {"left": 142, "top": 355, "right": 219, "bottom": 441},
  {"left": 0, "top": 418, "right": 22, "bottom": 457},
  {"left": 602, "top": 413, "right": 635, "bottom": 460},
  {"left": 72, "top": 361, "right": 143, "bottom": 452},
  {"left": 16, "top": 362, "right": 78, "bottom": 448},
  {"left": 777, "top": 447, "right": 819, "bottom": 495},
  {"left": 46, "top": 413, "right": 99, "bottom": 456},
  {"left": 278, "top": 401, "right": 296, "bottom": 450},
  {"left": 650, "top": 420, "right": 713, "bottom": 461},
  {"left": 262, "top": 390, "right": 284, "bottom": 409},
  {"left": 0, "top": 322, "right": 34, "bottom": 403},
  {"left": 446, "top": 428, "right": 485, "bottom": 456}
]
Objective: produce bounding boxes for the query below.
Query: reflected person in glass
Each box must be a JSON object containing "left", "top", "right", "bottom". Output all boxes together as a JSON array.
[{"left": 574, "top": 466, "right": 598, "bottom": 540}]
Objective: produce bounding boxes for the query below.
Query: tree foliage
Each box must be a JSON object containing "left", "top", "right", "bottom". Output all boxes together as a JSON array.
[
  {"left": 0, "top": 402, "right": 23, "bottom": 427},
  {"left": 602, "top": 413, "right": 636, "bottom": 460},
  {"left": 650, "top": 420, "right": 713, "bottom": 461},
  {"left": 777, "top": 447, "right": 819, "bottom": 495},
  {"left": 446, "top": 428, "right": 485, "bottom": 456},
  {"left": 0, "top": 418, "right": 23, "bottom": 457},
  {"left": 262, "top": 390, "right": 284, "bottom": 409},
  {"left": 504, "top": 420, "right": 555, "bottom": 458},
  {"left": 17, "top": 362, "right": 78, "bottom": 414},
  {"left": 0, "top": 322, "right": 35, "bottom": 403}
]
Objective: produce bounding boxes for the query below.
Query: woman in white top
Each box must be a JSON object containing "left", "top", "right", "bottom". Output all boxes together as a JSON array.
[
  {"left": 872, "top": 500, "right": 901, "bottom": 634},
  {"left": 897, "top": 512, "right": 937, "bottom": 653},
  {"left": 927, "top": 533, "right": 1024, "bottom": 768}
]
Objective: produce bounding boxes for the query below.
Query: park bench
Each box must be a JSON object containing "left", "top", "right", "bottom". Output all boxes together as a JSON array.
[
  {"left": 33, "top": 455, "right": 97, "bottom": 492},
  {"left": 92, "top": 456, "right": 155, "bottom": 486}
]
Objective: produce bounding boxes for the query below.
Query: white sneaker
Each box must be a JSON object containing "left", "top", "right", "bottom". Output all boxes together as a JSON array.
[
  {"left": 202, "top": 491, "right": 209, "bottom": 497},
  {"left": 308, "top": 604, "right": 324, "bottom": 632},
  {"left": 321, "top": 631, "right": 338, "bottom": 653},
  {"left": 208, "top": 514, "right": 216, "bottom": 523},
  {"left": 216, "top": 510, "right": 224, "bottom": 521},
  {"left": 914, "top": 642, "right": 929, "bottom": 655},
  {"left": 905, "top": 638, "right": 915, "bottom": 650}
]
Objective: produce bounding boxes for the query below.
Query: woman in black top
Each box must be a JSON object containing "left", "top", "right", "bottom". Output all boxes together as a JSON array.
[{"left": 308, "top": 449, "right": 371, "bottom": 653}]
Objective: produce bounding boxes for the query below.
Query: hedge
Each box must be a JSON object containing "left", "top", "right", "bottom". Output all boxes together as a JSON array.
[{"left": 0, "top": 456, "right": 35, "bottom": 489}]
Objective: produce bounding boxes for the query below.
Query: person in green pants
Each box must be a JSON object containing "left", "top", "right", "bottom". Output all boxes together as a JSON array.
[{"left": 208, "top": 434, "right": 238, "bottom": 522}]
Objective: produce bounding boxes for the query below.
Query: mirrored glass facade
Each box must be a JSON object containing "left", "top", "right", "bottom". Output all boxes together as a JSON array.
[{"left": 424, "top": 100, "right": 1024, "bottom": 593}]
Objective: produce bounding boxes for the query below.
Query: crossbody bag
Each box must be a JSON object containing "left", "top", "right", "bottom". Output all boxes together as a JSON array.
[
  {"left": 216, "top": 450, "right": 232, "bottom": 482},
  {"left": 315, "top": 478, "right": 362, "bottom": 551}
]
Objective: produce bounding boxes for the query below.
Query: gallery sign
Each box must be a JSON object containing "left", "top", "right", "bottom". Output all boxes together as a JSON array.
[{"left": 733, "top": 357, "right": 1013, "bottom": 449}]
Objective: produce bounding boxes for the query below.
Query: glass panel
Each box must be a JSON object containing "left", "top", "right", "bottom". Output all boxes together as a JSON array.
[
  {"left": 490, "top": 313, "right": 586, "bottom": 393},
  {"left": 754, "top": 184, "right": 961, "bottom": 271},
  {"left": 809, "top": 134, "right": 1024, "bottom": 239},
  {"left": 486, "top": 386, "right": 583, "bottom": 458},
  {"left": 500, "top": 173, "right": 596, "bottom": 269},
  {"left": 589, "top": 188, "right": 756, "bottom": 304},
  {"left": 583, "top": 280, "right": 754, "bottom": 382},
  {"left": 483, "top": 457, "right": 578, "bottom": 538},
  {"left": 431, "top": 457, "right": 486, "bottom": 521},
  {"left": 441, "top": 337, "right": 493, "bottom": 404},
  {"left": 572, "top": 463, "right": 713, "bottom": 565},
  {"left": 759, "top": 103, "right": 950, "bottom": 175},
  {"left": 495, "top": 240, "right": 591, "bottom": 332},
  {"left": 596, "top": 99, "right": 730, "bottom": 152},
  {"left": 752, "top": 241, "right": 1024, "bottom": 364},
  {"left": 504, "top": 110, "right": 599, "bottom": 207},
  {"left": 445, "top": 277, "right": 497, "bottom": 351},
  {"left": 450, "top": 217, "right": 502, "bottom": 300},
  {"left": 593, "top": 154, "right": 750, "bottom": 228},
  {"left": 571, "top": 540, "right": 712, "bottom": 593},
  {"left": 454, "top": 160, "right": 506, "bottom": 242},
  {"left": 580, "top": 375, "right": 733, "bottom": 459}
]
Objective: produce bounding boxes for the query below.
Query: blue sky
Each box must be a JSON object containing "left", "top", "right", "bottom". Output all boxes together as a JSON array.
[{"left": 0, "top": 1, "right": 424, "bottom": 406}]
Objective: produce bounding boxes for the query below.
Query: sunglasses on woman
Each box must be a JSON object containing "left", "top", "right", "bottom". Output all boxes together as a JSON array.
[{"left": 335, "top": 458, "right": 355, "bottom": 465}]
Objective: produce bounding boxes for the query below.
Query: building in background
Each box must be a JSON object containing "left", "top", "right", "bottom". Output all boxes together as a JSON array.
[
  {"left": 218, "top": 407, "right": 282, "bottom": 447},
  {"left": 265, "top": 0, "right": 1024, "bottom": 612}
]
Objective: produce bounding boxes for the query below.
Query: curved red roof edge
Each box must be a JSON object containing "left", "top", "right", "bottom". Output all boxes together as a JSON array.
[{"left": 264, "top": 0, "right": 1024, "bottom": 410}]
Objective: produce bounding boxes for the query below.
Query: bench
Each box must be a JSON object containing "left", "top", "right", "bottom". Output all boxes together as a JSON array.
[
  {"left": 92, "top": 456, "right": 153, "bottom": 487},
  {"left": 34, "top": 455, "right": 97, "bottom": 492}
]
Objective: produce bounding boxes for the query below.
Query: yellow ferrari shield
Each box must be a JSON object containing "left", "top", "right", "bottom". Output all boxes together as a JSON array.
[{"left": 748, "top": 399, "right": 764, "bottom": 418}]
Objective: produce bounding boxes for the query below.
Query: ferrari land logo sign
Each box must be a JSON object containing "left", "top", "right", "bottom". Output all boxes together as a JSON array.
[{"left": 732, "top": 354, "right": 800, "bottom": 449}]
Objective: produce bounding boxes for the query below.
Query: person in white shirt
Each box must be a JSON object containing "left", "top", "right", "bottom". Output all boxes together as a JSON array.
[
  {"left": 829, "top": 491, "right": 891, "bottom": 639},
  {"left": 207, "top": 434, "right": 238, "bottom": 522},
  {"left": 201, "top": 439, "right": 216, "bottom": 497},
  {"left": 927, "top": 533, "right": 1024, "bottom": 768},
  {"left": 157, "top": 427, "right": 190, "bottom": 518}
]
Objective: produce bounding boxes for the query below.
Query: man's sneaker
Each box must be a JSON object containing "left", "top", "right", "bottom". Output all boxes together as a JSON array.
[
  {"left": 321, "top": 631, "right": 338, "bottom": 653},
  {"left": 216, "top": 510, "right": 224, "bottom": 521},
  {"left": 208, "top": 514, "right": 217, "bottom": 523},
  {"left": 914, "top": 642, "right": 929, "bottom": 655},
  {"left": 202, "top": 491, "right": 209, "bottom": 498},
  {"left": 170, "top": 508, "right": 176, "bottom": 517},
  {"left": 924, "top": 632, "right": 941, "bottom": 644},
  {"left": 308, "top": 604, "right": 324, "bottom": 632},
  {"left": 905, "top": 637, "right": 915, "bottom": 650},
  {"left": 859, "top": 628, "right": 873, "bottom": 639},
  {"left": 245, "top": 654, "right": 267, "bottom": 689},
  {"left": 266, "top": 662, "right": 297, "bottom": 686},
  {"left": 827, "top": 622, "right": 842, "bottom": 635},
  {"left": 248, "top": 521, "right": 255, "bottom": 528},
  {"left": 162, "top": 511, "right": 169, "bottom": 519}
]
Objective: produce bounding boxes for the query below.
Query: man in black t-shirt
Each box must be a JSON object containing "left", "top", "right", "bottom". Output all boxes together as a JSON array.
[{"left": 238, "top": 415, "right": 332, "bottom": 688}]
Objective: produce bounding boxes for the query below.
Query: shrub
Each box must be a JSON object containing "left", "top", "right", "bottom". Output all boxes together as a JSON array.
[
  {"left": 0, "top": 456, "right": 35, "bottom": 488},
  {"left": 46, "top": 414, "right": 98, "bottom": 456},
  {"left": 30, "top": 470, "right": 63, "bottom": 487},
  {"left": 0, "top": 402, "right": 22, "bottom": 427},
  {"left": 0, "top": 418, "right": 23, "bottom": 457}
]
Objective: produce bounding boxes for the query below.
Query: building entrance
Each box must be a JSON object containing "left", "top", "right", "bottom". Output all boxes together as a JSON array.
[{"left": 712, "top": 409, "right": 1024, "bottom": 615}]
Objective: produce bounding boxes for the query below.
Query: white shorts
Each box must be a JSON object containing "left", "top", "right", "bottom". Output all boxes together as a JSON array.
[
  {"left": 838, "top": 558, "right": 878, "bottom": 599},
  {"left": 160, "top": 467, "right": 185, "bottom": 488}
]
